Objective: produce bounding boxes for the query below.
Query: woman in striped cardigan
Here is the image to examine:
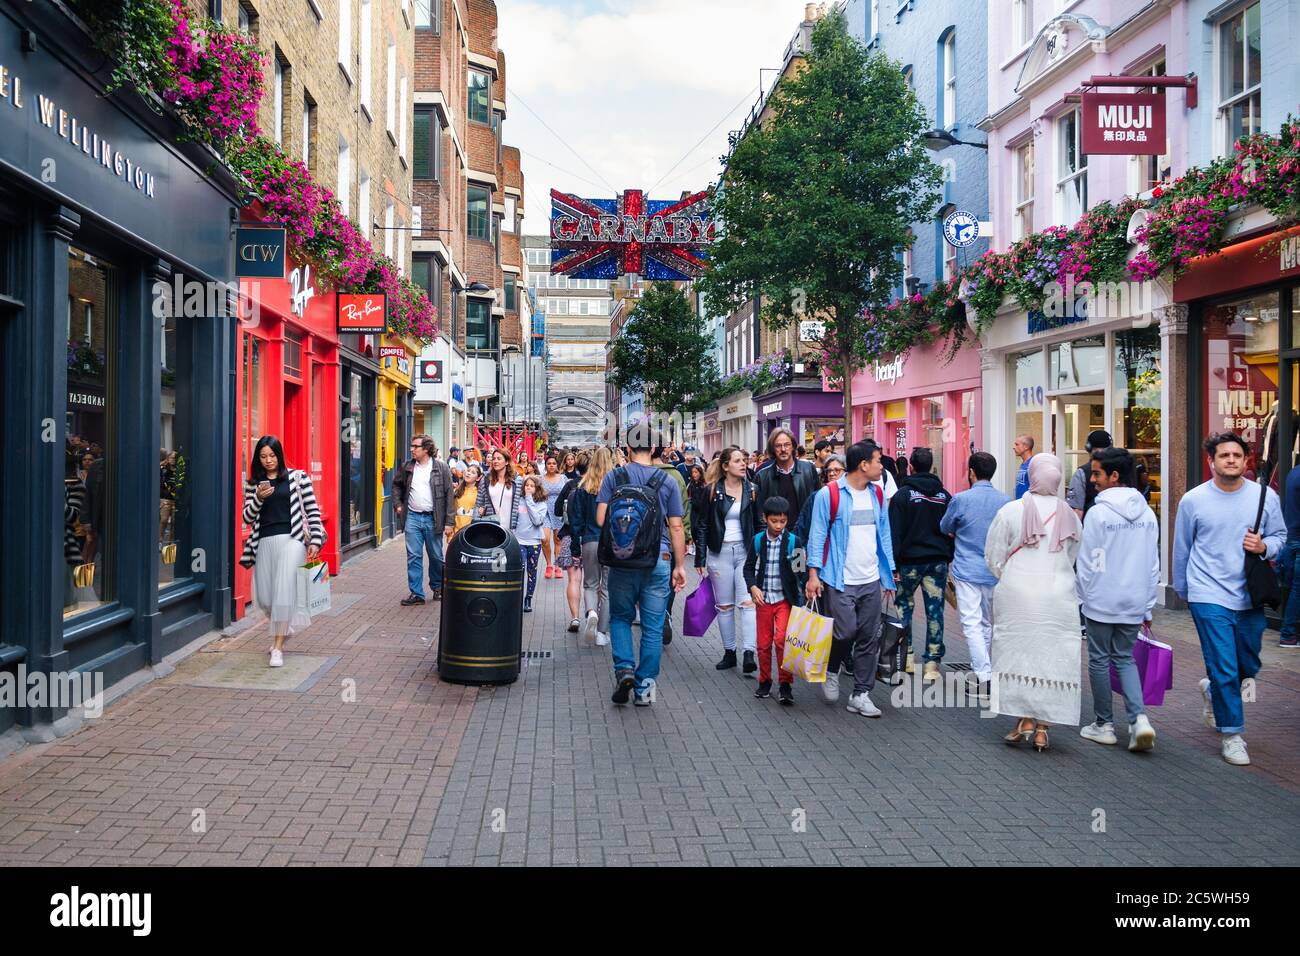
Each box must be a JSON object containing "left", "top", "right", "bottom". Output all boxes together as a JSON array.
[
  {"left": 476, "top": 449, "right": 525, "bottom": 530},
  {"left": 240, "top": 436, "right": 325, "bottom": 668}
]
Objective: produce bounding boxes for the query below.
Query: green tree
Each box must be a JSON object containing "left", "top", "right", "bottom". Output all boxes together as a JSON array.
[
  {"left": 608, "top": 282, "right": 719, "bottom": 431},
  {"left": 698, "top": 10, "right": 944, "bottom": 439}
]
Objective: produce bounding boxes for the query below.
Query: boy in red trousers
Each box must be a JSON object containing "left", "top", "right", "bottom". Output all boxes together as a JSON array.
[{"left": 745, "top": 496, "right": 803, "bottom": 705}]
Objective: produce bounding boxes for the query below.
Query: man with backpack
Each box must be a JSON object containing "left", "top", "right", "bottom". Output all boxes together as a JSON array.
[
  {"left": 598, "top": 424, "right": 688, "bottom": 707},
  {"left": 653, "top": 446, "right": 692, "bottom": 648}
]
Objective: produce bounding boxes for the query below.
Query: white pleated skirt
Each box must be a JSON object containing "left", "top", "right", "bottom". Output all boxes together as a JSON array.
[{"left": 254, "top": 534, "right": 312, "bottom": 634}]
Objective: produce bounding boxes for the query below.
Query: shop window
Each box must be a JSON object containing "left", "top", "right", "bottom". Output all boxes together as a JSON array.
[
  {"left": 922, "top": 395, "right": 946, "bottom": 480},
  {"left": 1202, "top": 291, "right": 1279, "bottom": 478},
  {"left": 1049, "top": 335, "right": 1105, "bottom": 391},
  {"left": 1012, "top": 348, "right": 1045, "bottom": 462},
  {"left": 1114, "top": 326, "right": 1163, "bottom": 522},
  {"left": 284, "top": 330, "right": 303, "bottom": 378},
  {"left": 64, "top": 247, "right": 116, "bottom": 618},
  {"left": 158, "top": 301, "right": 191, "bottom": 590},
  {"left": 347, "top": 372, "right": 369, "bottom": 532}
]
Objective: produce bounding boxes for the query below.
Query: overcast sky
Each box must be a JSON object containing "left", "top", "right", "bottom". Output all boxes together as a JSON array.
[{"left": 497, "top": 0, "right": 806, "bottom": 237}]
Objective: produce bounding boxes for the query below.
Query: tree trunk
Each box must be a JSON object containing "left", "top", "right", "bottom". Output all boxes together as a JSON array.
[{"left": 841, "top": 344, "right": 854, "bottom": 449}]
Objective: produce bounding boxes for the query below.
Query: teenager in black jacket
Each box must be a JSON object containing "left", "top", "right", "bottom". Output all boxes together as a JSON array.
[
  {"left": 695, "top": 447, "right": 759, "bottom": 674},
  {"left": 886, "top": 447, "right": 954, "bottom": 684}
]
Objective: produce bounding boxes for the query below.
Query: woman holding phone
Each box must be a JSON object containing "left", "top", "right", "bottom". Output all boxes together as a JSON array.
[{"left": 240, "top": 436, "right": 325, "bottom": 668}]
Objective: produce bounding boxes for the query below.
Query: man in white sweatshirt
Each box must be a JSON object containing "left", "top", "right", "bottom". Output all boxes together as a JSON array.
[{"left": 1076, "top": 448, "right": 1161, "bottom": 752}]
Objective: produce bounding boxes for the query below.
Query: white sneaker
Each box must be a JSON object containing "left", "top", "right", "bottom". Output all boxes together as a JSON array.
[
  {"left": 1198, "top": 677, "right": 1217, "bottom": 729},
  {"left": 582, "top": 610, "right": 598, "bottom": 643},
  {"left": 1128, "top": 714, "right": 1156, "bottom": 752},
  {"left": 1221, "top": 734, "right": 1250, "bottom": 766},
  {"left": 821, "top": 672, "right": 840, "bottom": 703},
  {"left": 269, "top": 649, "right": 284, "bottom": 668},
  {"left": 846, "top": 691, "right": 882, "bottom": 717},
  {"left": 1079, "top": 721, "right": 1117, "bottom": 745},
  {"left": 595, "top": 631, "right": 609, "bottom": 647}
]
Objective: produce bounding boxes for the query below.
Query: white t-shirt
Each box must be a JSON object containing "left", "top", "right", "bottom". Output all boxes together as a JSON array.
[
  {"left": 842, "top": 483, "right": 880, "bottom": 586},
  {"left": 489, "top": 481, "right": 513, "bottom": 528},
  {"left": 723, "top": 497, "right": 743, "bottom": 543},
  {"left": 408, "top": 460, "right": 435, "bottom": 513}
]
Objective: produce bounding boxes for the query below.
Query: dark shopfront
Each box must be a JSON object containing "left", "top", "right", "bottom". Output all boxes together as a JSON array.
[
  {"left": 340, "top": 339, "right": 380, "bottom": 559},
  {"left": 0, "top": 3, "right": 237, "bottom": 737}
]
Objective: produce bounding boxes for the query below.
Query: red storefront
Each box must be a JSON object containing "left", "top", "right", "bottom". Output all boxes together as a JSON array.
[{"left": 233, "top": 228, "right": 342, "bottom": 620}]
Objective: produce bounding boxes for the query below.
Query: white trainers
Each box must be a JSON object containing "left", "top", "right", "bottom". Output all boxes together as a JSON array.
[
  {"left": 821, "top": 672, "right": 840, "bottom": 703},
  {"left": 581, "top": 610, "right": 598, "bottom": 643},
  {"left": 1128, "top": 714, "right": 1156, "bottom": 752},
  {"left": 1198, "top": 677, "right": 1217, "bottom": 729},
  {"left": 1079, "top": 721, "right": 1117, "bottom": 745},
  {"left": 846, "top": 691, "right": 882, "bottom": 717},
  {"left": 595, "top": 631, "right": 609, "bottom": 647},
  {"left": 1222, "top": 734, "right": 1250, "bottom": 766},
  {"left": 269, "top": 649, "right": 284, "bottom": 668}
]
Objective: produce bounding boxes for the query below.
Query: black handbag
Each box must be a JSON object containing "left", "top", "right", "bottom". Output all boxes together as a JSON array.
[{"left": 1245, "top": 480, "right": 1282, "bottom": 610}]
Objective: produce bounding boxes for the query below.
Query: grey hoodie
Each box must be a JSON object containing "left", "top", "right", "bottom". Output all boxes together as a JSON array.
[{"left": 1075, "top": 486, "right": 1160, "bottom": 624}]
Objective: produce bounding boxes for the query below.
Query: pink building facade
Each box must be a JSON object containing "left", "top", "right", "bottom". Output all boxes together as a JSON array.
[{"left": 851, "top": 338, "right": 983, "bottom": 494}]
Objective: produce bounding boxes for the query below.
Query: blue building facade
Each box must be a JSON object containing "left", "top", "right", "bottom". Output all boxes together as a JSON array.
[{"left": 845, "top": 0, "right": 989, "bottom": 297}]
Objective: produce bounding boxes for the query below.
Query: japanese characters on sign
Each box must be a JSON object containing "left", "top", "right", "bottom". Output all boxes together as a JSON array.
[{"left": 1081, "top": 92, "right": 1166, "bottom": 156}]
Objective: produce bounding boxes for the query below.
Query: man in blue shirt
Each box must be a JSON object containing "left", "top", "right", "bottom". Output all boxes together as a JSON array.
[
  {"left": 1278, "top": 463, "right": 1300, "bottom": 648},
  {"left": 1173, "top": 431, "right": 1285, "bottom": 767},
  {"left": 938, "top": 452, "right": 1010, "bottom": 693},
  {"left": 1013, "top": 435, "right": 1034, "bottom": 499},
  {"left": 597, "top": 423, "right": 687, "bottom": 707}
]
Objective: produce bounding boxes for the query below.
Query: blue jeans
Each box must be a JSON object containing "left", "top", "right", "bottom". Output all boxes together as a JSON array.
[
  {"left": 405, "top": 512, "right": 444, "bottom": 598},
  {"left": 607, "top": 554, "right": 672, "bottom": 693},
  {"left": 1188, "top": 602, "right": 1263, "bottom": 734},
  {"left": 1278, "top": 540, "right": 1300, "bottom": 640},
  {"left": 1084, "top": 618, "right": 1144, "bottom": 725}
]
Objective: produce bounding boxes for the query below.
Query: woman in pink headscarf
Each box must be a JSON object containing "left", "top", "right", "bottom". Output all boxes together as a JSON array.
[{"left": 983, "top": 453, "right": 1083, "bottom": 752}]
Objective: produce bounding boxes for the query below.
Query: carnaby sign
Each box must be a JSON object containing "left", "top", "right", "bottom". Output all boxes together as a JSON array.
[
  {"left": 550, "top": 188, "right": 714, "bottom": 280},
  {"left": 1081, "top": 92, "right": 1166, "bottom": 155},
  {"left": 337, "top": 292, "right": 388, "bottom": 334}
]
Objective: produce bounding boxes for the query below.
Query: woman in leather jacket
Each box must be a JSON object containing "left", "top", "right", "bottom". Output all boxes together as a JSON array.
[{"left": 694, "top": 446, "right": 759, "bottom": 674}]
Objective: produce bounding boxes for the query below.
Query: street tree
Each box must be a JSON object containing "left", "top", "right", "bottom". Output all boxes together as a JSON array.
[
  {"left": 608, "top": 282, "right": 719, "bottom": 437},
  {"left": 697, "top": 9, "right": 944, "bottom": 440}
]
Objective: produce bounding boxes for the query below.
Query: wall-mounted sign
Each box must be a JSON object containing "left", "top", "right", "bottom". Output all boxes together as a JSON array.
[
  {"left": 289, "top": 265, "right": 315, "bottom": 317},
  {"left": 942, "top": 209, "right": 980, "bottom": 249},
  {"left": 421, "top": 360, "right": 444, "bottom": 384},
  {"left": 762, "top": 401, "right": 783, "bottom": 416},
  {"left": 396, "top": 356, "right": 411, "bottom": 376},
  {"left": 379, "top": 346, "right": 406, "bottom": 359},
  {"left": 452, "top": 383, "right": 464, "bottom": 403},
  {"left": 1281, "top": 235, "right": 1300, "bottom": 273},
  {"left": 1081, "top": 92, "right": 1166, "bottom": 156},
  {"left": 1027, "top": 309, "right": 1088, "bottom": 335},
  {"left": 873, "top": 355, "right": 905, "bottom": 384},
  {"left": 338, "top": 292, "right": 388, "bottom": 334},
  {"left": 235, "top": 227, "right": 286, "bottom": 278},
  {"left": 799, "top": 320, "right": 825, "bottom": 343},
  {"left": 550, "top": 188, "right": 713, "bottom": 280}
]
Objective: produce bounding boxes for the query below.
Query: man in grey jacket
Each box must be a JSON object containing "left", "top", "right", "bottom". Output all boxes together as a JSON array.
[
  {"left": 1076, "top": 447, "right": 1160, "bottom": 752},
  {"left": 393, "top": 436, "right": 456, "bottom": 605}
]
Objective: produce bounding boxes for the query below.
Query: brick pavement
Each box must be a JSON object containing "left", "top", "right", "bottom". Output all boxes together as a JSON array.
[
  {"left": 0, "top": 540, "right": 470, "bottom": 866},
  {"left": 1, "top": 538, "right": 1298, "bottom": 866},
  {"left": 423, "top": 562, "right": 1300, "bottom": 867}
]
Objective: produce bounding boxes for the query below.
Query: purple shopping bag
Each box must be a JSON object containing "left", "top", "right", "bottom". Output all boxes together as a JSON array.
[
  {"left": 1110, "top": 624, "right": 1174, "bottom": 706},
  {"left": 682, "top": 576, "right": 717, "bottom": 638}
]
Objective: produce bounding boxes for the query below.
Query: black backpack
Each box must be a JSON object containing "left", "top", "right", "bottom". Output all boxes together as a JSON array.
[{"left": 598, "top": 467, "right": 667, "bottom": 569}]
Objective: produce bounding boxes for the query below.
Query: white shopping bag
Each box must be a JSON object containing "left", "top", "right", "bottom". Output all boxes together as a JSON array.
[{"left": 298, "top": 561, "right": 332, "bottom": 616}]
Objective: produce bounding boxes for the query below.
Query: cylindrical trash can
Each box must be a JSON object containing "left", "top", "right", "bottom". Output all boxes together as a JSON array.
[{"left": 438, "top": 520, "right": 524, "bottom": 685}]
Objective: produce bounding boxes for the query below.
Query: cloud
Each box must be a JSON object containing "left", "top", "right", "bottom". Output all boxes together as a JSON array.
[{"left": 497, "top": 0, "right": 803, "bottom": 234}]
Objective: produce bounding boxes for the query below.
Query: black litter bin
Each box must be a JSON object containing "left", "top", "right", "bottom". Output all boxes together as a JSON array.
[{"left": 438, "top": 521, "right": 524, "bottom": 685}]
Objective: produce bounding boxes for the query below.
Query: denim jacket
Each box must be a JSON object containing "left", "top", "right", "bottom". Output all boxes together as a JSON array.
[{"left": 805, "top": 478, "right": 896, "bottom": 592}]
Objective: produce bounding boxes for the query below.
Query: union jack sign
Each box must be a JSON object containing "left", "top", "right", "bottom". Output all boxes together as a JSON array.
[{"left": 549, "top": 188, "right": 714, "bottom": 280}]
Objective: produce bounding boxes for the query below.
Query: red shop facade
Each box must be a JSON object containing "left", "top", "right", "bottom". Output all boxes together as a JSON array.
[{"left": 233, "top": 227, "right": 341, "bottom": 620}]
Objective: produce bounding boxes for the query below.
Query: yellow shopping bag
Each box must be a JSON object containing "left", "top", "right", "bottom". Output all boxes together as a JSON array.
[{"left": 782, "top": 600, "right": 834, "bottom": 684}]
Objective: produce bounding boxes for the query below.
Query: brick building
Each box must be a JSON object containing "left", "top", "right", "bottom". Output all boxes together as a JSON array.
[{"left": 410, "top": 0, "right": 527, "bottom": 455}]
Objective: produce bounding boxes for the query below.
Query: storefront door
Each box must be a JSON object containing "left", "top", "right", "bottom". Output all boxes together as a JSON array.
[{"left": 1051, "top": 393, "right": 1106, "bottom": 481}]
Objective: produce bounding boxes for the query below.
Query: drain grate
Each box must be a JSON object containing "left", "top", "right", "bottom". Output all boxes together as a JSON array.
[
  {"left": 945, "top": 662, "right": 973, "bottom": 672},
  {"left": 521, "top": 650, "right": 553, "bottom": 660}
]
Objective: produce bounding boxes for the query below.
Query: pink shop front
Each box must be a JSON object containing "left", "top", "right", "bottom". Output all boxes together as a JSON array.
[{"left": 851, "top": 337, "right": 982, "bottom": 493}]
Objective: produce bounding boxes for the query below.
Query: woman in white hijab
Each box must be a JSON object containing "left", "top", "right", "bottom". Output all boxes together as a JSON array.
[{"left": 984, "top": 453, "right": 1083, "bottom": 752}]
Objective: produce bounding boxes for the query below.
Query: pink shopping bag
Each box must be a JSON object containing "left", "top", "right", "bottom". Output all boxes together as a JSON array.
[
  {"left": 1110, "top": 624, "right": 1174, "bottom": 707},
  {"left": 682, "top": 575, "right": 717, "bottom": 638}
]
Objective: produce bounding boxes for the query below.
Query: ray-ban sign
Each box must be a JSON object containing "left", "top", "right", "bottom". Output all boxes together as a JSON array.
[
  {"left": 235, "top": 227, "right": 286, "bottom": 278},
  {"left": 337, "top": 292, "right": 388, "bottom": 334},
  {"left": 1081, "top": 92, "right": 1166, "bottom": 155}
]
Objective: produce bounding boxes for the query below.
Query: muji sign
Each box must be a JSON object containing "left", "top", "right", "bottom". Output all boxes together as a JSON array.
[
  {"left": 1081, "top": 92, "right": 1166, "bottom": 155},
  {"left": 337, "top": 292, "right": 387, "bottom": 334}
]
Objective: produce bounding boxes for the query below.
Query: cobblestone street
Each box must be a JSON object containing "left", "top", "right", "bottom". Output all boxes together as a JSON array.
[{"left": 1, "top": 539, "right": 1298, "bottom": 866}]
